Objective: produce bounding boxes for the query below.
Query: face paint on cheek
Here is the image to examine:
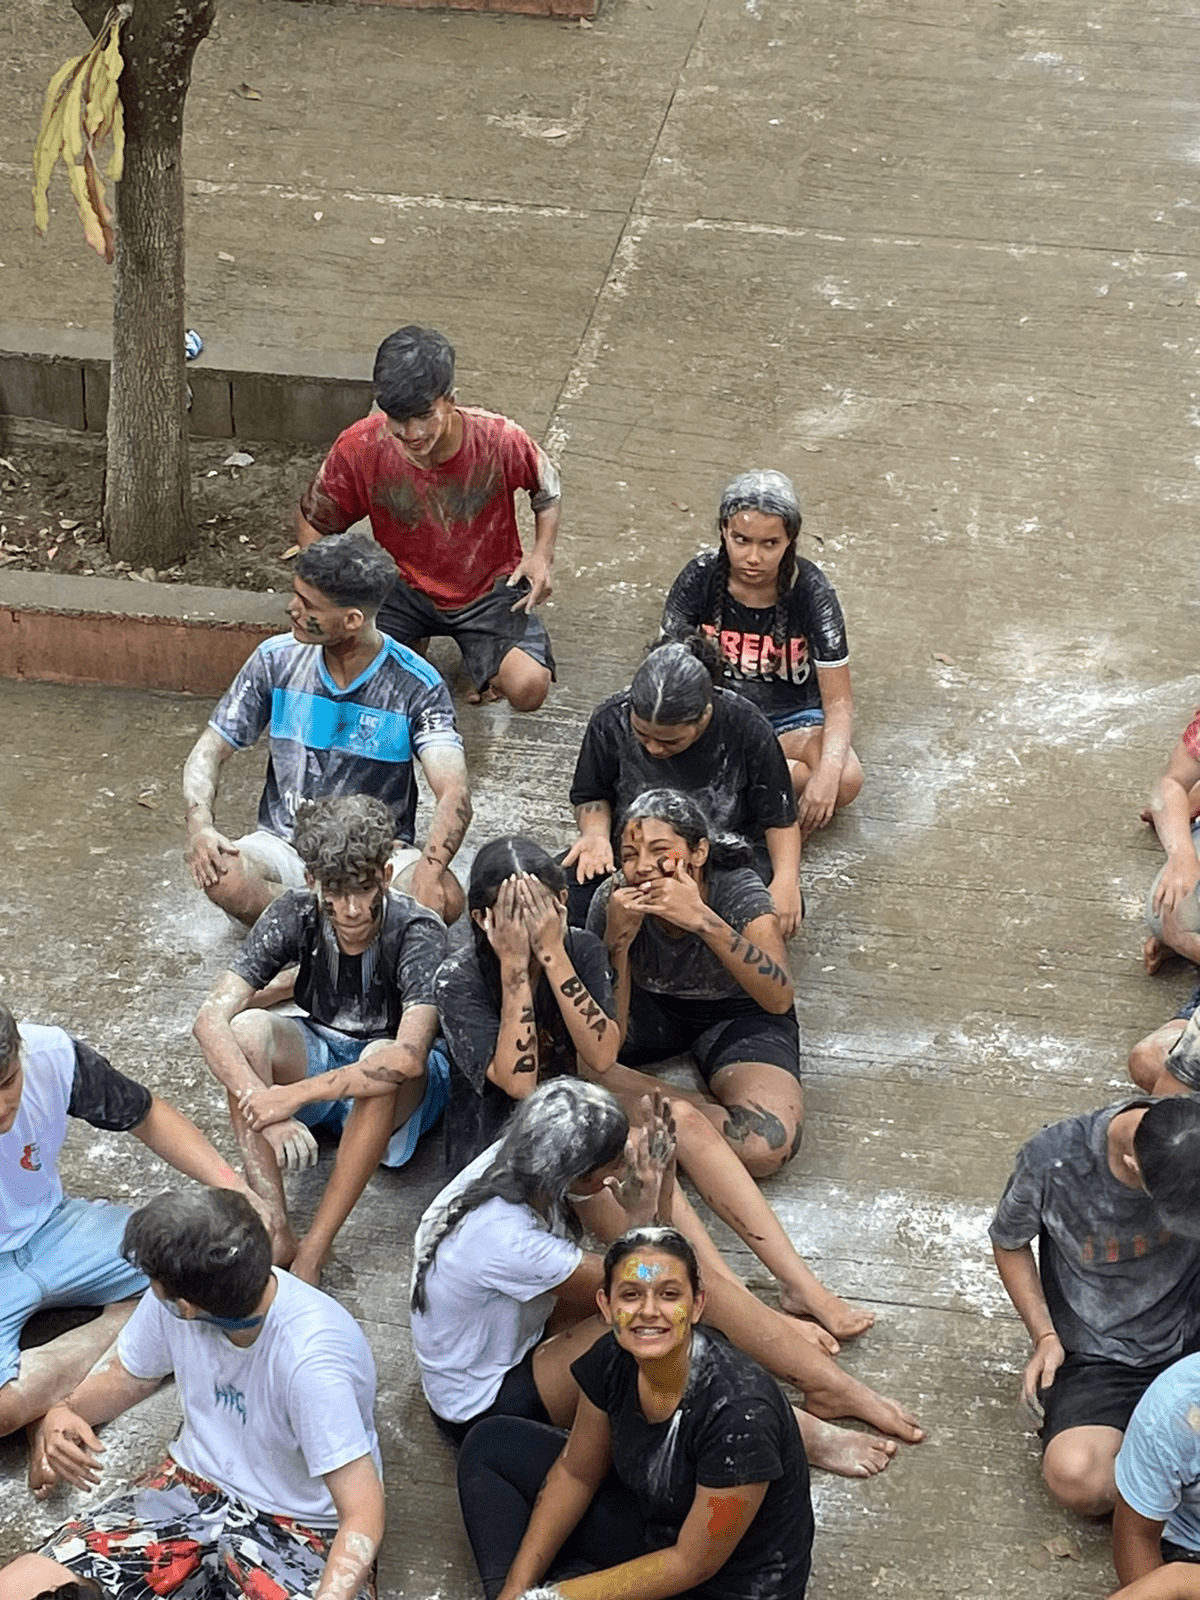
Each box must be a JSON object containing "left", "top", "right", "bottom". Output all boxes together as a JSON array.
[{"left": 303, "top": 616, "right": 323, "bottom": 636}]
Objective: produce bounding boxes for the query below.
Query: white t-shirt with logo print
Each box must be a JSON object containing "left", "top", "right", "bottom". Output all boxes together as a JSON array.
[{"left": 118, "top": 1267, "right": 381, "bottom": 1524}]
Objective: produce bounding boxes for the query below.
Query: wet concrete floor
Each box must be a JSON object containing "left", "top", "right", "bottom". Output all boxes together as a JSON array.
[{"left": 5, "top": 0, "right": 1200, "bottom": 1594}]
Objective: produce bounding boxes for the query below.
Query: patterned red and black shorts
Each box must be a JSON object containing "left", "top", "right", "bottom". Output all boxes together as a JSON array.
[{"left": 41, "top": 1456, "right": 375, "bottom": 1600}]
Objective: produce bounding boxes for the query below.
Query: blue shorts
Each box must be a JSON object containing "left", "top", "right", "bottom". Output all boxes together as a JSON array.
[
  {"left": 769, "top": 706, "right": 825, "bottom": 737},
  {"left": 293, "top": 1021, "right": 451, "bottom": 1168},
  {"left": 0, "top": 1196, "right": 148, "bottom": 1385}
]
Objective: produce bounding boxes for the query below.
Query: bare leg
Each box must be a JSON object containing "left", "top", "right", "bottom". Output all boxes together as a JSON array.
[
  {"left": 480, "top": 646, "right": 552, "bottom": 713},
  {"left": 794, "top": 1408, "right": 897, "bottom": 1478},
  {"left": 0, "top": 1555, "right": 90, "bottom": 1600},
  {"left": 569, "top": 1188, "right": 920, "bottom": 1442},
  {"left": 669, "top": 1099, "right": 874, "bottom": 1341},
  {"left": 227, "top": 1012, "right": 307, "bottom": 1265},
  {"left": 199, "top": 850, "right": 283, "bottom": 927},
  {"left": 778, "top": 728, "right": 864, "bottom": 822},
  {"left": 290, "top": 1077, "right": 424, "bottom": 1285},
  {"left": 0, "top": 1300, "right": 137, "bottom": 1492},
  {"left": 1146, "top": 909, "right": 1200, "bottom": 971},
  {"left": 1043, "top": 1424, "right": 1124, "bottom": 1516},
  {"left": 395, "top": 859, "right": 465, "bottom": 926},
  {"left": 1129, "top": 1018, "right": 1188, "bottom": 1092},
  {"left": 531, "top": 1315, "right": 611, "bottom": 1426}
]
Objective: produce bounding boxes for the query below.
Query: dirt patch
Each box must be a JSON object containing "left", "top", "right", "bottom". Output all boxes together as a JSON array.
[{"left": 0, "top": 425, "right": 325, "bottom": 591}]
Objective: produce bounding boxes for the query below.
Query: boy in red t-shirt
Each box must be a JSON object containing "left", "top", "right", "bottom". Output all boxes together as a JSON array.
[{"left": 297, "top": 325, "right": 561, "bottom": 712}]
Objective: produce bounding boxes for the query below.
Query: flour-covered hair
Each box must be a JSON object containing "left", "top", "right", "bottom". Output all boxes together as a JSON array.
[
  {"left": 718, "top": 468, "right": 802, "bottom": 541},
  {"left": 123, "top": 1190, "right": 271, "bottom": 1318},
  {"left": 293, "top": 795, "right": 395, "bottom": 888},
  {"left": 629, "top": 637, "right": 721, "bottom": 726},
  {"left": 411, "top": 1079, "right": 628, "bottom": 1312},
  {"left": 619, "top": 789, "right": 753, "bottom": 871},
  {"left": 373, "top": 325, "right": 455, "bottom": 419},
  {"left": 603, "top": 1225, "right": 701, "bottom": 1294}
]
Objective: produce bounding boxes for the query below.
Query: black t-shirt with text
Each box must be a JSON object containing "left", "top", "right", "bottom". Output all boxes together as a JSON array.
[{"left": 661, "top": 549, "right": 849, "bottom": 720}]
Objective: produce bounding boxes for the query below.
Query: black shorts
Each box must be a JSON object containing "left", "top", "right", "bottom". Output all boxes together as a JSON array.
[
  {"left": 377, "top": 574, "right": 555, "bottom": 692},
  {"left": 1039, "top": 1352, "right": 1177, "bottom": 1446},
  {"left": 623, "top": 989, "right": 801, "bottom": 1088},
  {"left": 428, "top": 1343, "right": 552, "bottom": 1448}
]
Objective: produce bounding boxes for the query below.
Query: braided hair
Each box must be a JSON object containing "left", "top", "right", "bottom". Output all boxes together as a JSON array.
[
  {"left": 714, "top": 469, "right": 802, "bottom": 678},
  {"left": 410, "top": 1079, "right": 629, "bottom": 1312}
]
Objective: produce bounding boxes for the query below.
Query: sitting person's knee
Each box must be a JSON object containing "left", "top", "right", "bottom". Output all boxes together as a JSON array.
[
  {"left": 723, "top": 1101, "right": 803, "bottom": 1176},
  {"left": 1128, "top": 1035, "right": 1165, "bottom": 1091},
  {"left": 504, "top": 673, "right": 550, "bottom": 713},
  {"left": 1043, "top": 1437, "right": 1117, "bottom": 1516}
]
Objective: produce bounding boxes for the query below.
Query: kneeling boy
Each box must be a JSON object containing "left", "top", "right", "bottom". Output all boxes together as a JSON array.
[
  {"left": 0, "top": 1189, "right": 383, "bottom": 1600},
  {"left": 194, "top": 794, "right": 450, "bottom": 1284},
  {"left": 990, "top": 1097, "right": 1200, "bottom": 1518}
]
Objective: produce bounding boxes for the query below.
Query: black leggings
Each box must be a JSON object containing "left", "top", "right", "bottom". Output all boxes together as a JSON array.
[{"left": 458, "top": 1416, "right": 680, "bottom": 1600}]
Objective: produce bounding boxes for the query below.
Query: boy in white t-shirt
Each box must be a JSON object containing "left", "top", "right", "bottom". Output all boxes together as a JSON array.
[
  {"left": 0, "top": 1189, "right": 384, "bottom": 1600},
  {"left": 0, "top": 1001, "right": 261, "bottom": 1488}
]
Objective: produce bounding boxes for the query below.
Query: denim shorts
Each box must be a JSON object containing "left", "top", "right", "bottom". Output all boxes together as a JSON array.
[
  {"left": 769, "top": 705, "right": 825, "bottom": 736},
  {"left": 293, "top": 1020, "right": 451, "bottom": 1167},
  {"left": 1, "top": 1196, "right": 148, "bottom": 1384}
]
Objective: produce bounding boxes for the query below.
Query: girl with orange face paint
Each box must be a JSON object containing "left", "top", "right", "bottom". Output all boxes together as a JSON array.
[{"left": 457, "top": 1227, "right": 815, "bottom": 1600}]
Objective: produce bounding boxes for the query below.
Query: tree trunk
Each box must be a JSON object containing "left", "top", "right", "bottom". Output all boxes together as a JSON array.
[{"left": 73, "top": 0, "right": 215, "bottom": 568}]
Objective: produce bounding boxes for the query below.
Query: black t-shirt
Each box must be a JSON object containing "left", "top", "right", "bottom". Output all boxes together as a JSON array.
[
  {"left": 569, "top": 688, "right": 796, "bottom": 846},
  {"left": 231, "top": 889, "right": 446, "bottom": 1039},
  {"left": 67, "top": 1038, "right": 153, "bottom": 1131},
  {"left": 434, "top": 929, "right": 616, "bottom": 1172},
  {"left": 661, "top": 549, "right": 849, "bottom": 720},
  {"left": 989, "top": 1099, "right": 1200, "bottom": 1365},
  {"left": 572, "top": 1329, "right": 812, "bottom": 1600}
]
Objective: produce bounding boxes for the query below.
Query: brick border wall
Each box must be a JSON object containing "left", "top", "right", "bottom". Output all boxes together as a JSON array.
[
  {"left": 0, "top": 332, "right": 374, "bottom": 444},
  {"left": 0, "top": 570, "right": 281, "bottom": 695}
]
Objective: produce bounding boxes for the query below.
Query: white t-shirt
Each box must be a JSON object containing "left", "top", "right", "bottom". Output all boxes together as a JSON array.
[
  {"left": 410, "top": 1144, "right": 583, "bottom": 1423},
  {"left": 118, "top": 1268, "right": 381, "bottom": 1524},
  {"left": 1, "top": 1025, "right": 74, "bottom": 1251}
]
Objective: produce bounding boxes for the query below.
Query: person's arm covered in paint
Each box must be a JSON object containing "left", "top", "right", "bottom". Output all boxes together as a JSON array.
[
  {"left": 1150, "top": 737, "right": 1200, "bottom": 917},
  {"left": 183, "top": 726, "right": 243, "bottom": 889},
  {"left": 296, "top": 431, "right": 370, "bottom": 549},
  {"left": 313, "top": 1455, "right": 387, "bottom": 1600},
  {"left": 39, "top": 1344, "right": 165, "bottom": 1491},
  {"left": 410, "top": 742, "right": 472, "bottom": 920},
  {"left": 508, "top": 444, "right": 562, "bottom": 614},
  {"left": 240, "top": 1004, "right": 438, "bottom": 1131},
  {"left": 589, "top": 876, "right": 642, "bottom": 1044},
  {"left": 473, "top": 878, "right": 543, "bottom": 1100},
  {"left": 521, "top": 880, "right": 619, "bottom": 1073},
  {"left": 194, "top": 903, "right": 297, "bottom": 1100}
]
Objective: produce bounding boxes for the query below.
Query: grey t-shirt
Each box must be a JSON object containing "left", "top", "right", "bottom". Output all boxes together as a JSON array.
[
  {"left": 587, "top": 867, "right": 776, "bottom": 1002},
  {"left": 989, "top": 1100, "right": 1200, "bottom": 1365}
]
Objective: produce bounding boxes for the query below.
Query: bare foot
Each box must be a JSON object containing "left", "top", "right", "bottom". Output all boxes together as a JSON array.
[
  {"left": 288, "top": 1239, "right": 330, "bottom": 1286},
  {"left": 1144, "top": 935, "right": 1171, "bottom": 975},
  {"left": 466, "top": 684, "right": 502, "bottom": 705},
  {"left": 1139, "top": 804, "right": 1154, "bottom": 825},
  {"left": 780, "top": 1283, "right": 875, "bottom": 1342},
  {"left": 795, "top": 1411, "right": 898, "bottom": 1478},
  {"left": 804, "top": 1373, "right": 924, "bottom": 1444}
]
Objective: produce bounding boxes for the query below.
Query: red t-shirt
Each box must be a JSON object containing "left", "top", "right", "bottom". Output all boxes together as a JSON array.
[{"left": 300, "top": 407, "right": 556, "bottom": 611}]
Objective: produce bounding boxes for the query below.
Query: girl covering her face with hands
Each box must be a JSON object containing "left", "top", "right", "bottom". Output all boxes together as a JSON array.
[
  {"left": 584, "top": 787, "right": 872, "bottom": 1344},
  {"left": 434, "top": 838, "right": 622, "bottom": 1171}
]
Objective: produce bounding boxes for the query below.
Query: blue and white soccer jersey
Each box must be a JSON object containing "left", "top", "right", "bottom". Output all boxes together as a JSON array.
[{"left": 208, "top": 635, "right": 463, "bottom": 847}]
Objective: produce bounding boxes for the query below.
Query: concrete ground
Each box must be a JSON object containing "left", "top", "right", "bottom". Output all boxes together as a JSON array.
[{"left": 4, "top": 0, "right": 1200, "bottom": 1595}]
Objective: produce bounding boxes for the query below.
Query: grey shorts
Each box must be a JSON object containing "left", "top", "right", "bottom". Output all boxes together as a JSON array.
[{"left": 377, "top": 574, "right": 555, "bottom": 692}]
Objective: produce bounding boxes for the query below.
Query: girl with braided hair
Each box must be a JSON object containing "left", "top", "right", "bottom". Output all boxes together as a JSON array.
[{"left": 660, "top": 469, "right": 863, "bottom": 838}]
